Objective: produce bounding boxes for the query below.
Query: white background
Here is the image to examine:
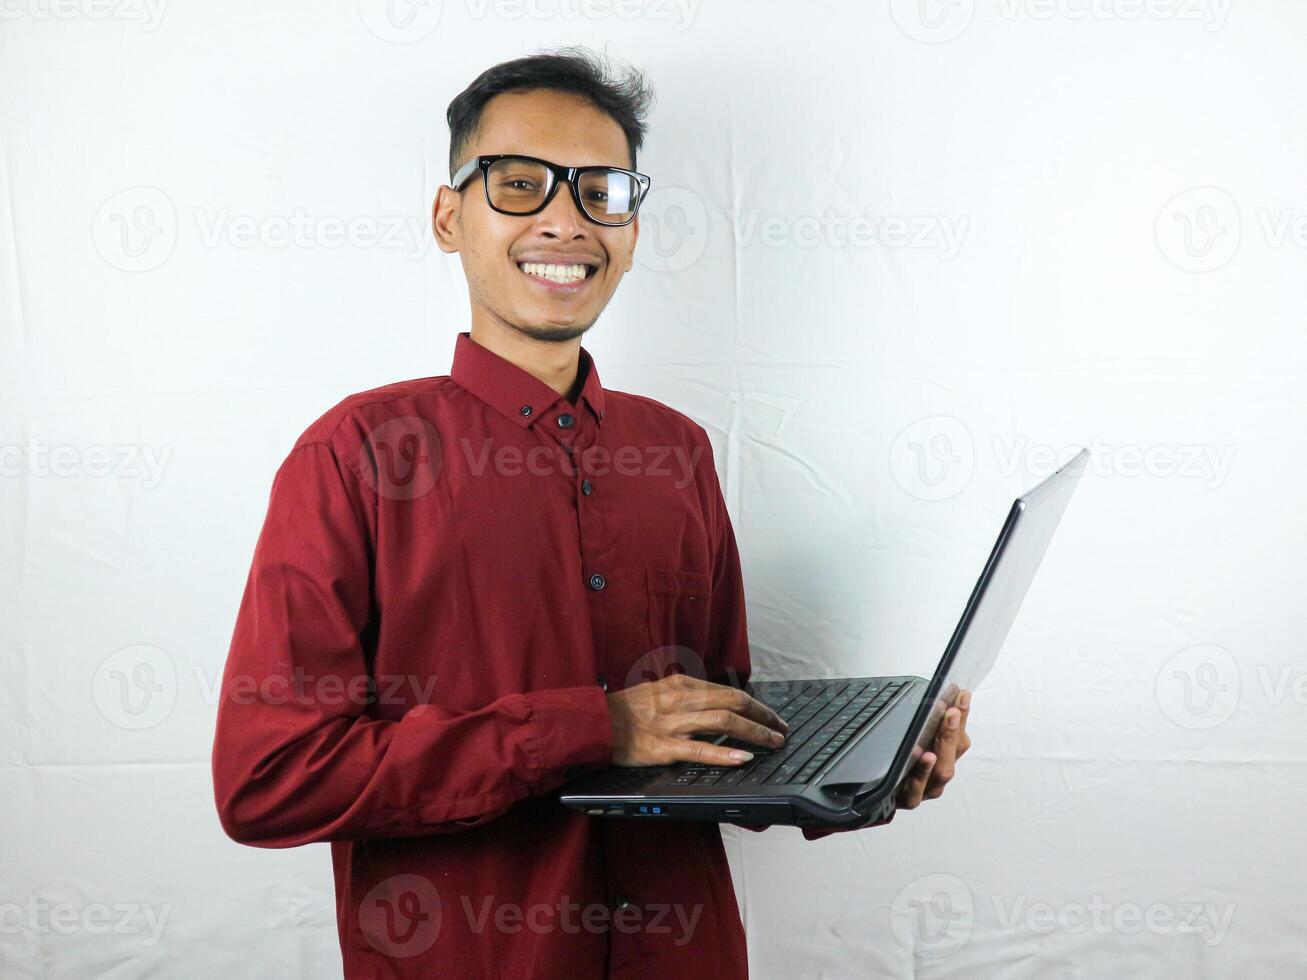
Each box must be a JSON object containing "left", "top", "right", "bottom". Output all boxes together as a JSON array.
[{"left": 2, "top": 1, "right": 1305, "bottom": 977}]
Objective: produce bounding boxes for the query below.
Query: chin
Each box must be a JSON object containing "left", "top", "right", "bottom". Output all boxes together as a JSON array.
[{"left": 513, "top": 321, "right": 593, "bottom": 343}]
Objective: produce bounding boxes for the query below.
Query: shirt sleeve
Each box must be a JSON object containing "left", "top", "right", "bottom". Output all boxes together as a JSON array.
[
  {"left": 699, "top": 429, "right": 751, "bottom": 692},
  {"left": 211, "top": 441, "right": 613, "bottom": 849}
]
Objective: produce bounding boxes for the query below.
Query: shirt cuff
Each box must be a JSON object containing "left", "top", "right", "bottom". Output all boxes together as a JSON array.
[{"left": 526, "top": 685, "right": 614, "bottom": 790}]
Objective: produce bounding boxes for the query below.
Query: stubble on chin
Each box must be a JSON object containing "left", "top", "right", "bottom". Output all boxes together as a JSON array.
[
  {"left": 511, "top": 321, "right": 593, "bottom": 343},
  {"left": 468, "top": 269, "right": 603, "bottom": 344}
]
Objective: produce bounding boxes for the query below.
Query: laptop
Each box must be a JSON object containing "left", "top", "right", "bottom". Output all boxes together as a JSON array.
[{"left": 560, "top": 447, "right": 1088, "bottom": 829}]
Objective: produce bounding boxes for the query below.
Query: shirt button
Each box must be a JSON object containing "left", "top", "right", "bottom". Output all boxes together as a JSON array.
[
  {"left": 520, "top": 405, "right": 533, "bottom": 417},
  {"left": 589, "top": 572, "right": 606, "bottom": 591},
  {"left": 557, "top": 413, "right": 575, "bottom": 428},
  {"left": 596, "top": 674, "right": 608, "bottom": 691},
  {"left": 581, "top": 479, "right": 592, "bottom": 495},
  {"left": 613, "top": 893, "right": 633, "bottom": 911}
]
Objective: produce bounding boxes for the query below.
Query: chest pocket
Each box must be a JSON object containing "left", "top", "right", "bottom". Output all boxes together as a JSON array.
[{"left": 645, "top": 566, "right": 712, "bottom": 664}]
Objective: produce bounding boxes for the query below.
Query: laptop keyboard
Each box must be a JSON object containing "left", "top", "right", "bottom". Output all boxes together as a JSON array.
[{"left": 666, "top": 678, "right": 905, "bottom": 789}]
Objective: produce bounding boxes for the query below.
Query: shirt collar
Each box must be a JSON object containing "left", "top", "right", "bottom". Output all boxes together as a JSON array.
[{"left": 449, "top": 331, "right": 606, "bottom": 429}]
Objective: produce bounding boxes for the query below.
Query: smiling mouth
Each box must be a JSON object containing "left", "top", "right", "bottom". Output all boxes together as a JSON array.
[{"left": 516, "top": 261, "right": 599, "bottom": 286}]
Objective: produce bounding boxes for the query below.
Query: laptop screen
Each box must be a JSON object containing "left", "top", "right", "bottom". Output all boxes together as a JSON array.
[{"left": 878, "top": 448, "right": 1088, "bottom": 797}]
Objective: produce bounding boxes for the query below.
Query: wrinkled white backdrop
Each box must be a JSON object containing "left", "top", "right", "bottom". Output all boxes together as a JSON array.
[{"left": 2, "top": 1, "right": 1304, "bottom": 977}]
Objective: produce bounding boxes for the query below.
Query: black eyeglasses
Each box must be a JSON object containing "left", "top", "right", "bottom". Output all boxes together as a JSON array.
[{"left": 450, "top": 153, "right": 651, "bottom": 227}]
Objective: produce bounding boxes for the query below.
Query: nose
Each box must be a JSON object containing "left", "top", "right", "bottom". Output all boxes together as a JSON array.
[{"left": 535, "top": 178, "right": 590, "bottom": 237}]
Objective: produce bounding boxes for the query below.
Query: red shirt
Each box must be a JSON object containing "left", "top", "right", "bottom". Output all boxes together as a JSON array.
[{"left": 211, "top": 331, "right": 758, "bottom": 979}]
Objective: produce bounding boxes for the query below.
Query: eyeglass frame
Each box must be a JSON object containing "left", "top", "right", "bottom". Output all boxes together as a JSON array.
[{"left": 449, "top": 153, "right": 652, "bottom": 227}]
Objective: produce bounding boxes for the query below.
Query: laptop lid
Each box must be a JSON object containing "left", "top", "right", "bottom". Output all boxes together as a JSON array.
[{"left": 850, "top": 447, "right": 1089, "bottom": 799}]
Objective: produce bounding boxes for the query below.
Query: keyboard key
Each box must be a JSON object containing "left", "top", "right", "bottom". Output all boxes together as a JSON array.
[{"left": 766, "top": 763, "right": 802, "bottom": 783}]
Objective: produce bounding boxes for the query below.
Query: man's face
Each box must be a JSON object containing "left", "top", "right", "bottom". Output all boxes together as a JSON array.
[{"left": 433, "top": 89, "right": 641, "bottom": 344}]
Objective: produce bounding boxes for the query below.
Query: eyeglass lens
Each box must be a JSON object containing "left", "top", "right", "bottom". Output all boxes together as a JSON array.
[{"left": 485, "top": 157, "right": 639, "bottom": 224}]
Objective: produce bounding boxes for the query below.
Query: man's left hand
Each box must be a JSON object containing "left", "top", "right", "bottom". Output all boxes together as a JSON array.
[{"left": 800, "top": 687, "right": 972, "bottom": 840}]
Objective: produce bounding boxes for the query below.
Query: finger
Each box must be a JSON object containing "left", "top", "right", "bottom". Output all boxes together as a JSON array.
[
  {"left": 922, "top": 708, "right": 961, "bottom": 800},
  {"left": 954, "top": 689, "right": 972, "bottom": 759},
  {"left": 686, "top": 680, "right": 789, "bottom": 734},
  {"left": 898, "top": 751, "right": 935, "bottom": 809},
  {"left": 720, "top": 683, "right": 790, "bottom": 733},
  {"left": 680, "top": 708, "right": 786, "bottom": 750},
  {"left": 936, "top": 705, "right": 961, "bottom": 748},
  {"left": 661, "top": 734, "right": 759, "bottom": 767},
  {"left": 954, "top": 688, "right": 971, "bottom": 731}
]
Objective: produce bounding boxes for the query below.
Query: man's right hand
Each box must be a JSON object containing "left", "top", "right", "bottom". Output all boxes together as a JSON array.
[{"left": 607, "top": 674, "right": 790, "bottom": 767}]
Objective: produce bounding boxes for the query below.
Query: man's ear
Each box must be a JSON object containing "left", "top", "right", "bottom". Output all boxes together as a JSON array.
[{"left": 432, "top": 186, "right": 460, "bottom": 255}]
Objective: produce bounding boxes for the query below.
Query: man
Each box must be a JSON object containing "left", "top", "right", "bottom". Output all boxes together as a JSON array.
[{"left": 211, "top": 46, "right": 971, "bottom": 979}]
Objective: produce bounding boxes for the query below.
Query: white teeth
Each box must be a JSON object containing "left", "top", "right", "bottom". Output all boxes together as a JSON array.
[{"left": 518, "top": 262, "right": 589, "bottom": 283}]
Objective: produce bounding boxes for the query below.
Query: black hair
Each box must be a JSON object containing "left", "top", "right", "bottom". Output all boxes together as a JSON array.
[{"left": 446, "top": 45, "right": 655, "bottom": 181}]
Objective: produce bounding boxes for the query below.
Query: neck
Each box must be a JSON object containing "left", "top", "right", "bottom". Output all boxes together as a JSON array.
[{"left": 469, "top": 320, "right": 585, "bottom": 402}]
